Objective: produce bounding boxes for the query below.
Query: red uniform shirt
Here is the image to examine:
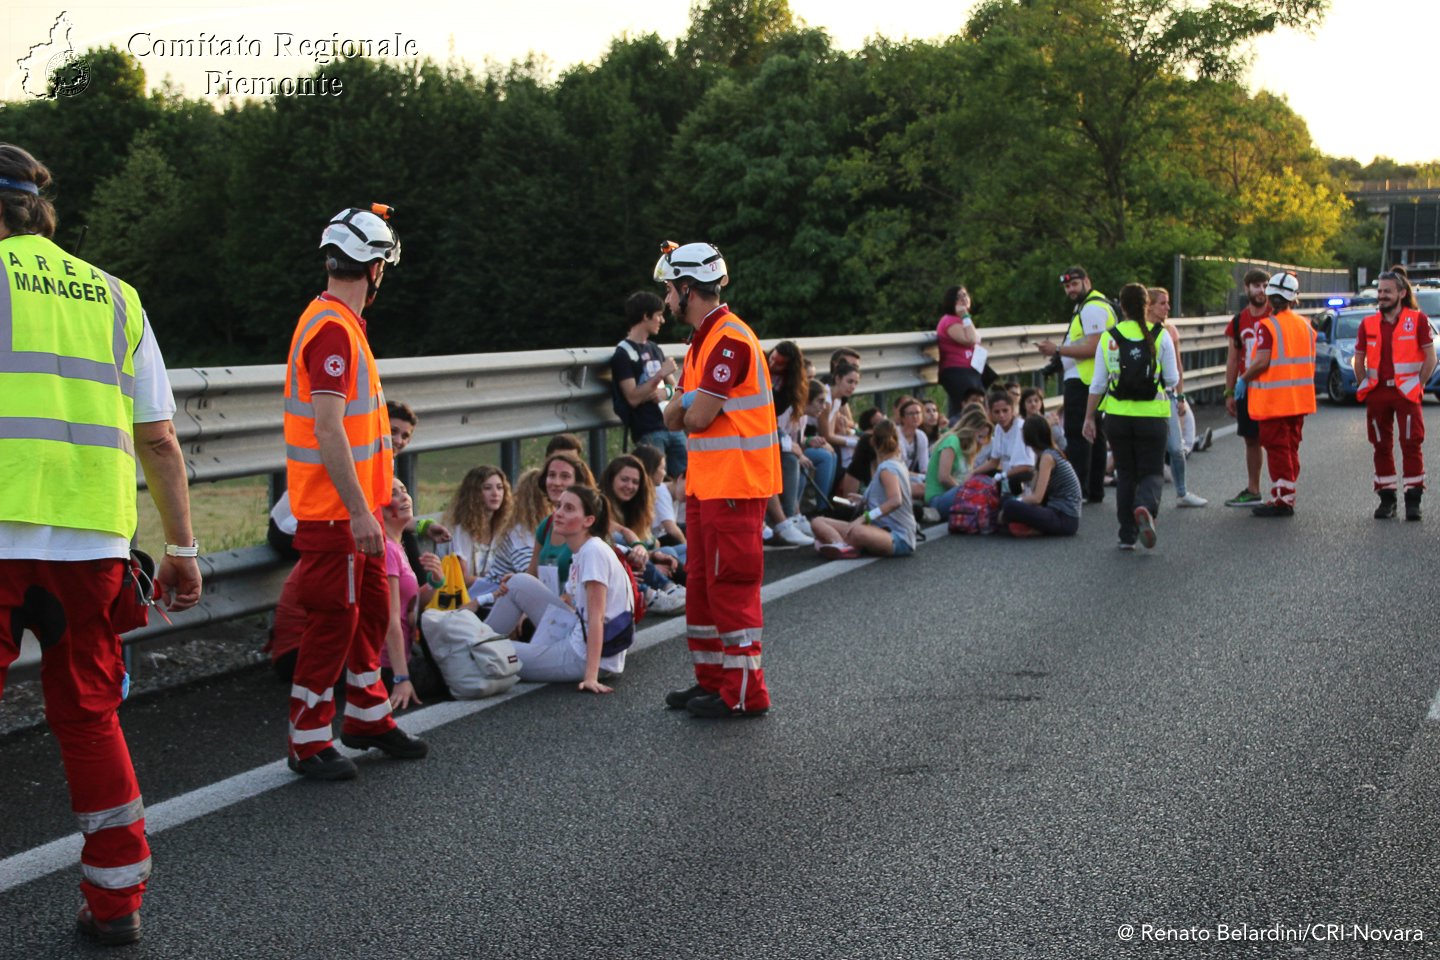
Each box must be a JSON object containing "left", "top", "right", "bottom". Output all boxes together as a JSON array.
[
  {"left": 691, "top": 305, "right": 753, "bottom": 397},
  {"left": 300, "top": 293, "right": 367, "bottom": 395},
  {"left": 1353, "top": 311, "right": 1433, "bottom": 383}
]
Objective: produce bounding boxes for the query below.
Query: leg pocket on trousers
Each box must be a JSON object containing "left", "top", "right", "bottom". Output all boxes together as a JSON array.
[{"left": 712, "top": 505, "right": 763, "bottom": 586}]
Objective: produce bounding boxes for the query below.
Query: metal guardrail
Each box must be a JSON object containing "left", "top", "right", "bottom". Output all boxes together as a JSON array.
[{"left": 123, "top": 312, "right": 1301, "bottom": 645}]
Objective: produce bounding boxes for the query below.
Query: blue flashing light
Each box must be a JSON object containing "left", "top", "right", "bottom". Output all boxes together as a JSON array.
[{"left": 1326, "top": 297, "right": 1346, "bottom": 307}]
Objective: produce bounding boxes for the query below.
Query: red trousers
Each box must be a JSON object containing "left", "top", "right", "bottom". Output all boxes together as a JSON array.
[
  {"left": 287, "top": 521, "right": 395, "bottom": 761},
  {"left": 0, "top": 559, "right": 149, "bottom": 921},
  {"left": 1258, "top": 415, "right": 1306, "bottom": 507},
  {"left": 1366, "top": 386, "right": 1426, "bottom": 491},
  {"left": 684, "top": 496, "right": 771, "bottom": 712}
]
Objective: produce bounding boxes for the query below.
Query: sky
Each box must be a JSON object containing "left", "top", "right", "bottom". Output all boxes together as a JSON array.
[{"left": 3, "top": 0, "right": 1435, "bottom": 165}]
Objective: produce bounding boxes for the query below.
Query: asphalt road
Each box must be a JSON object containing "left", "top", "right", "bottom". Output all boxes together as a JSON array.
[{"left": 6, "top": 402, "right": 1440, "bottom": 958}]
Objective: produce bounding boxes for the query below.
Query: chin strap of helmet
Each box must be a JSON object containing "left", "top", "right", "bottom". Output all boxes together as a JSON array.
[
  {"left": 365, "top": 262, "right": 382, "bottom": 308},
  {"left": 675, "top": 280, "right": 691, "bottom": 321}
]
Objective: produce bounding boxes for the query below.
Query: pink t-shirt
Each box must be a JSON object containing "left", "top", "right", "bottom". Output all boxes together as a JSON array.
[
  {"left": 936, "top": 314, "right": 977, "bottom": 371},
  {"left": 380, "top": 538, "right": 419, "bottom": 669}
]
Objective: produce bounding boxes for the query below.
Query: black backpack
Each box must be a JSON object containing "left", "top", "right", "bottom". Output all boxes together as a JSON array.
[{"left": 1107, "top": 322, "right": 1163, "bottom": 401}]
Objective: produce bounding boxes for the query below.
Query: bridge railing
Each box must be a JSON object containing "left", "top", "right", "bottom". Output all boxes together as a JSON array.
[{"left": 127, "top": 311, "right": 1304, "bottom": 645}]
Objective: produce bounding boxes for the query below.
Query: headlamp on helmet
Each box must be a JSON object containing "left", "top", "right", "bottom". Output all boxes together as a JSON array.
[{"left": 654, "top": 241, "right": 727, "bottom": 287}]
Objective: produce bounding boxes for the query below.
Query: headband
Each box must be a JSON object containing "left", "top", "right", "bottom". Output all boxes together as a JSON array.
[{"left": 0, "top": 177, "right": 39, "bottom": 195}]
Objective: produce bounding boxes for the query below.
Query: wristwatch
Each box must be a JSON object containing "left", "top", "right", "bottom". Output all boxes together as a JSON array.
[{"left": 165, "top": 540, "right": 200, "bottom": 558}]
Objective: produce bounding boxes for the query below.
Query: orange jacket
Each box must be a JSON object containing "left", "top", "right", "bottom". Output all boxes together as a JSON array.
[
  {"left": 681, "top": 311, "right": 782, "bottom": 500},
  {"left": 1249, "top": 309, "right": 1317, "bottom": 419},
  {"left": 283, "top": 298, "right": 392, "bottom": 521},
  {"left": 1357, "top": 309, "right": 1428, "bottom": 403}
]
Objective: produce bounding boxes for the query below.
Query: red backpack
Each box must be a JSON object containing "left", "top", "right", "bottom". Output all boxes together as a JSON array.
[
  {"left": 612, "top": 543, "right": 648, "bottom": 624},
  {"left": 948, "top": 474, "right": 1002, "bottom": 535}
]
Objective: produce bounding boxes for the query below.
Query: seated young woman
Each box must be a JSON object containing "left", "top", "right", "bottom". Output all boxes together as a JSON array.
[
  {"left": 1019, "top": 387, "right": 1066, "bottom": 452},
  {"left": 380, "top": 477, "right": 437, "bottom": 710},
  {"left": 601, "top": 454, "right": 685, "bottom": 607},
  {"left": 444, "top": 465, "right": 527, "bottom": 601},
  {"left": 632, "top": 443, "right": 686, "bottom": 562},
  {"left": 999, "top": 415, "right": 1083, "bottom": 537},
  {"left": 810, "top": 421, "right": 917, "bottom": 559},
  {"left": 485, "top": 486, "right": 636, "bottom": 693},
  {"left": 524, "top": 450, "right": 596, "bottom": 589},
  {"left": 925, "top": 405, "right": 991, "bottom": 517},
  {"left": 970, "top": 388, "right": 1035, "bottom": 495}
]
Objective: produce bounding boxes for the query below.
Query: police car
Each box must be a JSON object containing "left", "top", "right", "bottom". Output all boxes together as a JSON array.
[{"left": 1314, "top": 284, "right": 1440, "bottom": 403}]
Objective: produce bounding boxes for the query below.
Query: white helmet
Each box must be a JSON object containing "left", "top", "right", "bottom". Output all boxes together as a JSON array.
[
  {"left": 320, "top": 205, "right": 401, "bottom": 267},
  {"left": 1265, "top": 271, "right": 1299, "bottom": 302},
  {"left": 653, "top": 241, "right": 727, "bottom": 286}
]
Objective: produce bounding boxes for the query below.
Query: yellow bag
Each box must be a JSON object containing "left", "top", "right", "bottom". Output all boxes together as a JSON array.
[{"left": 425, "top": 554, "right": 471, "bottom": 611}]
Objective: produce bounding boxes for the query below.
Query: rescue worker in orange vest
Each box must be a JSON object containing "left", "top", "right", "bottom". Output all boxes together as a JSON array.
[
  {"left": 0, "top": 143, "right": 202, "bottom": 947},
  {"left": 1352, "top": 270, "right": 1436, "bottom": 520},
  {"left": 656, "top": 242, "right": 781, "bottom": 718},
  {"left": 1241, "top": 271, "right": 1317, "bottom": 518},
  {"left": 283, "top": 205, "right": 428, "bottom": 779}
]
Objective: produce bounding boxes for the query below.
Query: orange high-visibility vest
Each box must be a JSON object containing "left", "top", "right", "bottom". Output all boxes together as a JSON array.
[
  {"left": 1357, "top": 309, "right": 1428, "bottom": 403},
  {"left": 1249, "top": 308, "right": 1317, "bottom": 419},
  {"left": 283, "top": 297, "right": 392, "bottom": 520},
  {"left": 681, "top": 308, "right": 782, "bottom": 500}
]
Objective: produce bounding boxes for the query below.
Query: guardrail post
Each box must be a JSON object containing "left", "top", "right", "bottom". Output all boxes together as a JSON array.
[
  {"left": 396, "top": 452, "right": 417, "bottom": 499},
  {"left": 501, "top": 440, "right": 521, "bottom": 484},
  {"left": 588, "top": 428, "right": 608, "bottom": 479},
  {"left": 267, "top": 470, "right": 287, "bottom": 510}
]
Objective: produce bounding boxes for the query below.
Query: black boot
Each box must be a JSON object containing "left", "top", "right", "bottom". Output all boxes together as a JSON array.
[
  {"left": 1374, "top": 490, "right": 1398, "bottom": 519},
  {"left": 1405, "top": 488, "right": 1423, "bottom": 522}
]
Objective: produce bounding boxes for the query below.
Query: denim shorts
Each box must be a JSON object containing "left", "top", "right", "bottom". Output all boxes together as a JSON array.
[{"left": 889, "top": 530, "right": 915, "bottom": 557}]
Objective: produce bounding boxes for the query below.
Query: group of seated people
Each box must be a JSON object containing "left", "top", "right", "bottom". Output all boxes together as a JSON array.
[
  {"left": 760, "top": 342, "right": 1085, "bottom": 559},
  {"left": 265, "top": 401, "right": 692, "bottom": 700}
]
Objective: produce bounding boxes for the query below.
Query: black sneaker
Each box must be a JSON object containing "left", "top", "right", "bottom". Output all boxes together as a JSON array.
[
  {"left": 340, "top": 727, "right": 429, "bottom": 759},
  {"left": 1225, "top": 489, "right": 1262, "bottom": 507},
  {"left": 686, "top": 693, "right": 769, "bottom": 719},
  {"left": 664, "top": 683, "right": 708, "bottom": 710},
  {"left": 77, "top": 905, "right": 141, "bottom": 946},
  {"left": 288, "top": 746, "right": 358, "bottom": 780},
  {"left": 1251, "top": 503, "right": 1295, "bottom": 518}
]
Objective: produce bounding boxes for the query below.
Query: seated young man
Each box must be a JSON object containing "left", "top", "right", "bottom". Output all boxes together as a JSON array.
[{"left": 969, "top": 389, "right": 1035, "bottom": 495}]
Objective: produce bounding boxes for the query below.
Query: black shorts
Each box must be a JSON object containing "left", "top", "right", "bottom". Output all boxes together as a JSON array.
[{"left": 1236, "top": 395, "right": 1259, "bottom": 440}]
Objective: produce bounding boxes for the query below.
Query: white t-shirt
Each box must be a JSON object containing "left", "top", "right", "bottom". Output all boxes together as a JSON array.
[
  {"left": 982, "top": 419, "right": 1036, "bottom": 474},
  {"left": 1062, "top": 300, "right": 1114, "bottom": 380},
  {"left": 652, "top": 482, "right": 676, "bottom": 538},
  {"left": 566, "top": 537, "right": 633, "bottom": 673},
  {"left": 1, "top": 312, "right": 178, "bottom": 561}
]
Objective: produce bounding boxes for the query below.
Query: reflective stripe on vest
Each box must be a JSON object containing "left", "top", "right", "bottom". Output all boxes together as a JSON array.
[
  {"left": 1067, "top": 291, "right": 1117, "bottom": 386},
  {"left": 1099, "top": 320, "right": 1170, "bottom": 418},
  {"left": 1249, "top": 310, "right": 1317, "bottom": 418},
  {"left": 1357, "top": 309, "right": 1428, "bottom": 403},
  {"left": 283, "top": 298, "right": 392, "bottom": 520},
  {"left": 0, "top": 234, "right": 144, "bottom": 538},
  {"left": 681, "top": 310, "right": 781, "bottom": 500}
]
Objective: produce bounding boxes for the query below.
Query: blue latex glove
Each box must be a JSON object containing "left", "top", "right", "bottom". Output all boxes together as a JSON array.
[
  {"left": 1233, "top": 377, "right": 1247, "bottom": 400},
  {"left": 680, "top": 390, "right": 698, "bottom": 410}
]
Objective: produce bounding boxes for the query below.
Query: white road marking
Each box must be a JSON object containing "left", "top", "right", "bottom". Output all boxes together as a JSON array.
[
  {"left": 1426, "top": 689, "right": 1440, "bottom": 722},
  {"left": 0, "top": 524, "right": 944, "bottom": 895}
]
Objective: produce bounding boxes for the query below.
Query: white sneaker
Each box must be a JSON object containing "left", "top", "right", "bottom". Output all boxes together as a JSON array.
[
  {"left": 774, "top": 516, "right": 815, "bottom": 547},
  {"left": 762, "top": 524, "right": 774, "bottom": 543},
  {"left": 1176, "top": 492, "right": 1209, "bottom": 508},
  {"left": 646, "top": 588, "right": 686, "bottom": 615},
  {"left": 795, "top": 515, "right": 814, "bottom": 537},
  {"left": 662, "top": 583, "right": 686, "bottom": 601}
]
